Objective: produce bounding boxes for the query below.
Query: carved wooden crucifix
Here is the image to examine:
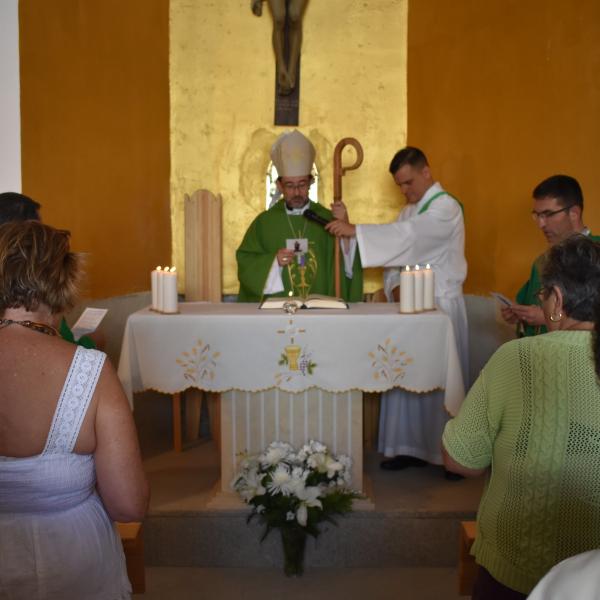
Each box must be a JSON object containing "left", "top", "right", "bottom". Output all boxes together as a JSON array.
[{"left": 252, "top": 0, "right": 308, "bottom": 125}]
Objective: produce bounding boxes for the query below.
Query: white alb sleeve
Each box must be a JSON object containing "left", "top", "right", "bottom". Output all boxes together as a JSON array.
[
  {"left": 341, "top": 238, "right": 357, "bottom": 279},
  {"left": 263, "top": 258, "right": 285, "bottom": 294}
]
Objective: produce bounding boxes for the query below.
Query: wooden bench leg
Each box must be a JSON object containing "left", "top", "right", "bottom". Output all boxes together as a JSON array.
[
  {"left": 117, "top": 521, "right": 145, "bottom": 594},
  {"left": 172, "top": 392, "right": 182, "bottom": 452},
  {"left": 458, "top": 520, "right": 478, "bottom": 596}
]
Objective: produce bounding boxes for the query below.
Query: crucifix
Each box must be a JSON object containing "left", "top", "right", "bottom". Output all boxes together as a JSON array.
[{"left": 252, "top": 0, "right": 308, "bottom": 125}]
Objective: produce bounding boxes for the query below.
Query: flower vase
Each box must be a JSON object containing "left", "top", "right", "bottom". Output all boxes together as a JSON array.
[{"left": 281, "top": 526, "right": 307, "bottom": 577}]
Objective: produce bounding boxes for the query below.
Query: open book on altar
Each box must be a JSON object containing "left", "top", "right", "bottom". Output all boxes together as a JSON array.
[{"left": 259, "top": 294, "right": 349, "bottom": 310}]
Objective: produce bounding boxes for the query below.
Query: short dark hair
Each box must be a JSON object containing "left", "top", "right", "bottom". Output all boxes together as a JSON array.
[
  {"left": 541, "top": 235, "right": 600, "bottom": 377},
  {"left": 388, "top": 147, "right": 429, "bottom": 175},
  {"left": 0, "top": 192, "right": 41, "bottom": 225},
  {"left": 532, "top": 175, "right": 583, "bottom": 210},
  {"left": 0, "top": 221, "right": 81, "bottom": 315}
]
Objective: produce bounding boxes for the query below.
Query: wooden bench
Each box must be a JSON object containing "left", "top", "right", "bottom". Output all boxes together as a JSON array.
[
  {"left": 117, "top": 521, "right": 145, "bottom": 594},
  {"left": 459, "top": 520, "right": 478, "bottom": 596}
]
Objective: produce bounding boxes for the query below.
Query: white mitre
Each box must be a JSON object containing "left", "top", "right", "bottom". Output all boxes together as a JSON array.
[{"left": 271, "top": 130, "right": 315, "bottom": 177}]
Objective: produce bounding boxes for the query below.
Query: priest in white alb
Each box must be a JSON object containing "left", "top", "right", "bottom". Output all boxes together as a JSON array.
[{"left": 326, "top": 146, "right": 468, "bottom": 477}]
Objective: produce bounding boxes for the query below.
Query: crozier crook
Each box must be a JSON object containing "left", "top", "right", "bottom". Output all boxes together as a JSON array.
[{"left": 333, "top": 138, "right": 364, "bottom": 297}]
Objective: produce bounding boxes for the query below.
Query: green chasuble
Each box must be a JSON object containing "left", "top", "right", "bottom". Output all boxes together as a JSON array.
[
  {"left": 59, "top": 317, "right": 96, "bottom": 348},
  {"left": 515, "top": 233, "right": 600, "bottom": 337},
  {"left": 236, "top": 200, "right": 363, "bottom": 302}
]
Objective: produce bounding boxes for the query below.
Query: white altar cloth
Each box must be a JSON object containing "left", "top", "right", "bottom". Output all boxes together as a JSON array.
[{"left": 118, "top": 303, "right": 465, "bottom": 415}]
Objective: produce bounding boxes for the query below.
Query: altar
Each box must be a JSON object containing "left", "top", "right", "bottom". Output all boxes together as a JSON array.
[{"left": 118, "top": 302, "right": 465, "bottom": 505}]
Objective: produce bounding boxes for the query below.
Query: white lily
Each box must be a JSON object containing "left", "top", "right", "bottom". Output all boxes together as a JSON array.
[
  {"left": 295, "top": 485, "right": 322, "bottom": 526},
  {"left": 325, "top": 456, "right": 343, "bottom": 479},
  {"left": 307, "top": 452, "right": 329, "bottom": 473}
]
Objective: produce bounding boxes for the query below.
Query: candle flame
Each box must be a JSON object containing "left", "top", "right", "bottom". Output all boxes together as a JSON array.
[
  {"left": 170, "top": 267, "right": 177, "bottom": 273},
  {"left": 156, "top": 266, "right": 162, "bottom": 271},
  {"left": 426, "top": 263, "right": 431, "bottom": 269},
  {"left": 415, "top": 264, "right": 421, "bottom": 271},
  {"left": 404, "top": 265, "right": 410, "bottom": 271},
  {"left": 288, "top": 290, "right": 294, "bottom": 297}
]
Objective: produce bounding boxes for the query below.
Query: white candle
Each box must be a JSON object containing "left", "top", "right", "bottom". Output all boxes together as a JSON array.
[
  {"left": 413, "top": 264, "right": 424, "bottom": 312},
  {"left": 151, "top": 266, "right": 162, "bottom": 310},
  {"left": 158, "top": 268, "right": 165, "bottom": 311},
  {"left": 424, "top": 264, "right": 435, "bottom": 310},
  {"left": 162, "top": 267, "right": 178, "bottom": 313},
  {"left": 399, "top": 265, "right": 414, "bottom": 313}
]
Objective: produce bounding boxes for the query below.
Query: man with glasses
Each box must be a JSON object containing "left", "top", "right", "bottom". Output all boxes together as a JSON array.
[
  {"left": 236, "top": 130, "right": 363, "bottom": 302},
  {"left": 501, "top": 175, "right": 599, "bottom": 336}
]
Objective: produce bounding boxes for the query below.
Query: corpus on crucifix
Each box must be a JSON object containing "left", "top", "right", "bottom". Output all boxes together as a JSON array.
[{"left": 252, "top": 0, "right": 308, "bottom": 97}]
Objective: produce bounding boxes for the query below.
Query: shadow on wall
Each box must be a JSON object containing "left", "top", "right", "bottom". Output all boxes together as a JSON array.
[{"left": 465, "top": 294, "right": 516, "bottom": 388}]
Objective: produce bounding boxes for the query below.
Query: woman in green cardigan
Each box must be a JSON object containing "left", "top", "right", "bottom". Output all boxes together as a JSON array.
[{"left": 443, "top": 235, "right": 600, "bottom": 599}]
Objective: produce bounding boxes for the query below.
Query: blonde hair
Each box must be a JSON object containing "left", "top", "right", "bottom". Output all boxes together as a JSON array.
[{"left": 0, "top": 221, "right": 82, "bottom": 315}]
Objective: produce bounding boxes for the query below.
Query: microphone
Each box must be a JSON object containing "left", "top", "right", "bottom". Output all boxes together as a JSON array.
[{"left": 303, "top": 209, "right": 331, "bottom": 227}]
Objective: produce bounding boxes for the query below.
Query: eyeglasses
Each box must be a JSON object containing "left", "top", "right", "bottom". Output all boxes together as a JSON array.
[
  {"left": 282, "top": 180, "right": 311, "bottom": 192},
  {"left": 531, "top": 205, "right": 573, "bottom": 222}
]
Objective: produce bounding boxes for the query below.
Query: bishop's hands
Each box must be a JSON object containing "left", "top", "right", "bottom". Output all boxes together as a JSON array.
[
  {"left": 326, "top": 200, "right": 357, "bottom": 238},
  {"left": 277, "top": 248, "right": 295, "bottom": 266},
  {"left": 331, "top": 200, "right": 349, "bottom": 222}
]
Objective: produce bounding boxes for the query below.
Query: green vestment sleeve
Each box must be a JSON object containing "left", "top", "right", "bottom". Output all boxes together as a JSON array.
[
  {"left": 515, "top": 255, "right": 546, "bottom": 337},
  {"left": 236, "top": 200, "right": 363, "bottom": 303}
]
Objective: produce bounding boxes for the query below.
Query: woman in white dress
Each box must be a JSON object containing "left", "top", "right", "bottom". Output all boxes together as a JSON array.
[{"left": 0, "top": 221, "right": 149, "bottom": 599}]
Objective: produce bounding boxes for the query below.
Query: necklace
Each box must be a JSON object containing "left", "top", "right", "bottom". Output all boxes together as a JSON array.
[
  {"left": 285, "top": 211, "right": 309, "bottom": 239},
  {"left": 0, "top": 318, "right": 59, "bottom": 337}
]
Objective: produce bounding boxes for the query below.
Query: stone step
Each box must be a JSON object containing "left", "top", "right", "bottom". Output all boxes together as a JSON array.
[
  {"left": 139, "top": 566, "right": 465, "bottom": 600},
  {"left": 144, "top": 508, "right": 476, "bottom": 568}
]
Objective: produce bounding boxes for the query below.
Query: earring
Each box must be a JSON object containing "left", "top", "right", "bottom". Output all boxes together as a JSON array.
[{"left": 549, "top": 312, "right": 563, "bottom": 322}]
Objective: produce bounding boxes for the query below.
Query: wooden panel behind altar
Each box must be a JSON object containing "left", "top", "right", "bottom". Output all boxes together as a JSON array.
[
  {"left": 184, "top": 189, "right": 222, "bottom": 302},
  {"left": 184, "top": 190, "right": 222, "bottom": 447},
  {"left": 219, "top": 389, "right": 363, "bottom": 497}
]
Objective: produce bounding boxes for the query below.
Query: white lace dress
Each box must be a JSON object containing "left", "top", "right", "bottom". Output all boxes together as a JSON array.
[{"left": 0, "top": 347, "right": 131, "bottom": 599}]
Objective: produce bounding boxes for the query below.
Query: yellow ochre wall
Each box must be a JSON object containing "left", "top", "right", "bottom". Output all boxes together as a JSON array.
[
  {"left": 170, "top": 0, "right": 408, "bottom": 294},
  {"left": 407, "top": 0, "right": 600, "bottom": 297},
  {"left": 19, "top": 0, "right": 171, "bottom": 298},
  {"left": 18, "top": 2, "right": 600, "bottom": 299}
]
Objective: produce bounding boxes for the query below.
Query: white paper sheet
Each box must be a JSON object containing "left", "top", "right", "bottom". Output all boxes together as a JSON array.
[{"left": 71, "top": 308, "right": 107, "bottom": 341}]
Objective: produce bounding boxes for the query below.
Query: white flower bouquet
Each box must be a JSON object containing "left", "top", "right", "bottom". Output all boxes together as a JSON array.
[{"left": 233, "top": 440, "right": 361, "bottom": 575}]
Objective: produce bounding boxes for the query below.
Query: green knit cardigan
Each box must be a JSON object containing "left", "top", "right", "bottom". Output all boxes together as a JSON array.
[{"left": 443, "top": 331, "right": 600, "bottom": 594}]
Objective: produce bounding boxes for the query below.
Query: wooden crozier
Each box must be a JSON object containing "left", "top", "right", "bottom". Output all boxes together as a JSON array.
[{"left": 332, "top": 138, "right": 364, "bottom": 297}]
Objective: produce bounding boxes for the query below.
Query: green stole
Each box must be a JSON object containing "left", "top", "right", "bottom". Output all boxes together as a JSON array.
[{"left": 417, "top": 191, "right": 464, "bottom": 215}]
